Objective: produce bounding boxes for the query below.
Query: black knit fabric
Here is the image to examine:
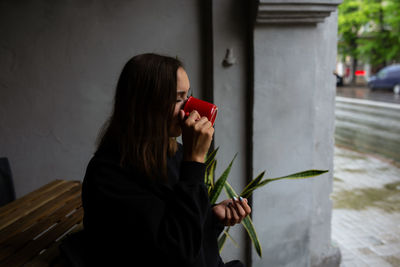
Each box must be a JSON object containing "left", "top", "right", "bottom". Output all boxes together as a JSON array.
[{"left": 81, "top": 142, "right": 243, "bottom": 267}]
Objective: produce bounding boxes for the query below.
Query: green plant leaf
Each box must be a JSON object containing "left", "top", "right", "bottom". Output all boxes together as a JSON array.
[
  {"left": 205, "top": 147, "right": 219, "bottom": 169},
  {"left": 223, "top": 181, "right": 238, "bottom": 198},
  {"left": 242, "top": 216, "right": 262, "bottom": 257},
  {"left": 210, "top": 160, "right": 216, "bottom": 187},
  {"left": 241, "top": 186, "right": 261, "bottom": 199},
  {"left": 218, "top": 226, "right": 230, "bottom": 253},
  {"left": 265, "top": 169, "right": 328, "bottom": 181},
  {"left": 240, "top": 171, "right": 266, "bottom": 198},
  {"left": 209, "top": 154, "right": 237, "bottom": 204},
  {"left": 224, "top": 181, "right": 262, "bottom": 257},
  {"left": 205, "top": 160, "right": 216, "bottom": 188},
  {"left": 224, "top": 228, "right": 238, "bottom": 248},
  {"left": 241, "top": 169, "right": 329, "bottom": 198},
  {"left": 206, "top": 160, "right": 217, "bottom": 194}
]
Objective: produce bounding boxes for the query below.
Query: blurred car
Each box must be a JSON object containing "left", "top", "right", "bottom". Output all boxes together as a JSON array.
[{"left": 367, "top": 64, "right": 400, "bottom": 94}]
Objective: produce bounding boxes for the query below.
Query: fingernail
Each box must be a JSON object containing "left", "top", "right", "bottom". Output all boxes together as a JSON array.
[
  {"left": 239, "top": 196, "right": 243, "bottom": 201},
  {"left": 233, "top": 197, "right": 238, "bottom": 201}
]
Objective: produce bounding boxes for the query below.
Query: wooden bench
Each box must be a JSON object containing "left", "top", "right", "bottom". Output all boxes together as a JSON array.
[{"left": 0, "top": 180, "right": 83, "bottom": 266}]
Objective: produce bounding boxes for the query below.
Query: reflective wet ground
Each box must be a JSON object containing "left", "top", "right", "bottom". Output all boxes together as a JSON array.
[
  {"left": 332, "top": 146, "right": 400, "bottom": 267},
  {"left": 336, "top": 86, "right": 400, "bottom": 104}
]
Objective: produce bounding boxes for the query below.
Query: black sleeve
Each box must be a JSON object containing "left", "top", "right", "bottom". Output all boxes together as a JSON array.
[
  {"left": 83, "top": 158, "right": 210, "bottom": 266},
  {"left": 211, "top": 204, "right": 226, "bottom": 237},
  {"left": 154, "top": 161, "right": 210, "bottom": 263}
]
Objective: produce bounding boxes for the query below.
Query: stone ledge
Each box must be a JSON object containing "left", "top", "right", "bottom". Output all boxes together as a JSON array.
[{"left": 256, "top": 0, "right": 342, "bottom": 25}]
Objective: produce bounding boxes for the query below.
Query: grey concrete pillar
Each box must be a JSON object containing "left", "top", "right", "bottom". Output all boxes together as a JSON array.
[
  {"left": 212, "top": 0, "right": 251, "bottom": 263},
  {"left": 251, "top": 1, "right": 341, "bottom": 266}
]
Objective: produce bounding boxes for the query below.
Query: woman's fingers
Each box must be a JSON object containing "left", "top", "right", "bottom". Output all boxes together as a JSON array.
[
  {"left": 230, "top": 204, "right": 240, "bottom": 226},
  {"left": 232, "top": 200, "right": 246, "bottom": 223},
  {"left": 237, "top": 197, "right": 252, "bottom": 215},
  {"left": 185, "top": 111, "right": 211, "bottom": 129},
  {"left": 185, "top": 110, "right": 201, "bottom": 125},
  {"left": 225, "top": 203, "right": 235, "bottom": 226},
  {"left": 224, "top": 202, "right": 239, "bottom": 226},
  {"left": 230, "top": 198, "right": 252, "bottom": 226},
  {"left": 224, "top": 204, "right": 232, "bottom": 226},
  {"left": 194, "top": 117, "right": 210, "bottom": 130},
  {"left": 181, "top": 110, "right": 214, "bottom": 163},
  {"left": 215, "top": 198, "right": 252, "bottom": 226}
]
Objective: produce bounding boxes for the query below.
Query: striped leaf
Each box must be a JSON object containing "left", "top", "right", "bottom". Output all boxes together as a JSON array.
[
  {"left": 240, "top": 171, "right": 265, "bottom": 198},
  {"left": 223, "top": 181, "right": 238, "bottom": 199},
  {"left": 209, "top": 154, "right": 237, "bottom": 204},
  {"left": 224, "top": 181, "right": 262, "bottom": 257},
  {"left": 204, "top": 160, "right": 216, "bottom": 188},
  {"left": 224, "top": 228, "right": 238, "bottom": 248},
  {"left": 217, "top": 227, "right": 239, "bottom": 252},
  {"left": 218, "top": 226, "right": 230, "bottom": 253},
  {"left": 205, "top": 147, "right": 219, "bottom": 169},
  {"left": 241, "top": 216, "right": 262, "bottom": 257},
  {"left": 265, "top": 169, "right": 328, "bottom": 181},
  {"left": 241, "top": 170, "right": 328, "bottom": 198}
]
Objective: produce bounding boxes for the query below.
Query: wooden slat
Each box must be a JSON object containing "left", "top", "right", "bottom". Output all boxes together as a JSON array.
[
  {"left": 24, "top": 223, "right": 83, "bottom": 267},
  {"left": 24, "top": 241, "right": 62, "bottom": 267},
  {"left": 0, "top": 180, "right": 80, "bottom": 231},
  {"left": 0, "top": 180, "right": 84, "bottom": 266},
  {"left": 0, "top": 207, "right": 84, "bottom": 266},
  {"left": 0, "top": 180, "right": 70, "bottom": 227},
  {"left": 0, "top": 180, "right": 65, "bottom": 217},
  {"left": 0, "top": 195, "right": 82, "bottom": 261},
  {"left": 0, "top": 185, "right": 81, "bottom": 243}
]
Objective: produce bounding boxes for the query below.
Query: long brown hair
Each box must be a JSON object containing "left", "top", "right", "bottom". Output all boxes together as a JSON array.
[{"left": 97, "top": 53, "right": 182, "bottom": 180}]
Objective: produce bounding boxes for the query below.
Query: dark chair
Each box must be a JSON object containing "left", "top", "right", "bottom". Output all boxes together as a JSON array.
[
  {"left": 0, "top": 157, "right": 16, "bottom": 207},
  {"left": 59, "top": 230, "right": 87, "bottom": 267}
]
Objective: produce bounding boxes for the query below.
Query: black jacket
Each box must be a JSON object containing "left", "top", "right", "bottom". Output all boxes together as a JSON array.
[{"left": 81, "top": 143, "right": 243, "bottom": 267}]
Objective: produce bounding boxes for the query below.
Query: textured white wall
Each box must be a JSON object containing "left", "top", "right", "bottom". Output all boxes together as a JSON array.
[{"left": 0, "top": 0, "right": 203, "bottom": 197}]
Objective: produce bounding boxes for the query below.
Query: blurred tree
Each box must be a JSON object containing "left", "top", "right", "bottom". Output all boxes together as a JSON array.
[
  {"left": 338, "top": 0, "right": 400, "bottom": 73},
  {"left": 357, "top": 0, "right": 400, "bottom": 71},
  {"left": 338, "top": 0, "right": 366, "bottom": 83}
]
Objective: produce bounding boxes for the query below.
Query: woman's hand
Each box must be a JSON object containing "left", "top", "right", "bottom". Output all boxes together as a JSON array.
[
  {"left": 180, "top": 110, "right": 214, "bottom": 163},
  {"left": 212, "top": 197, "right": 251, "bottom": 226}
]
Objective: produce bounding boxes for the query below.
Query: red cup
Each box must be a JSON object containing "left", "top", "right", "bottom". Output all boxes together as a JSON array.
[{"left": 183, "top": 96, "right": 218, "bottom": 125}]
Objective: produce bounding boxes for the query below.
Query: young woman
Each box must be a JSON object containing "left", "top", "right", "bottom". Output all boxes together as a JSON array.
[{"left": 81, "top": 53, "right": 251, "bottom": 266}]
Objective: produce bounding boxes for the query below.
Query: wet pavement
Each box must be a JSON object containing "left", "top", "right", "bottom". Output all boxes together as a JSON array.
[
  {"left": 335, "top": 96, "right": 400, "bottom": 163},
  {"left": 336, "top": 86, "right": 400, "bottom": 105},
  {"left": 332, "top": 145, "right": 400, "bottom": 267}
]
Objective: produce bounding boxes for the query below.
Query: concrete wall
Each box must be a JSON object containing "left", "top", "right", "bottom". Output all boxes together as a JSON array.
[
  {"left": 252, "top": 3, "right": 340, "bottom": 267},
  {"left": 212, "top": 0, "right": 250, "bottom": 263},
  {"left": 0, "top": 0, "right": 203, "bottom": 197}
]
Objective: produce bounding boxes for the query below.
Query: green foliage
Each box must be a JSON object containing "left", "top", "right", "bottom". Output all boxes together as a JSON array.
[
  {"left": 338, "top": 0, "right": 365, "bottom": 60},
  {"left": 223, "top": 181, "right": 262, "bottom": 257},
  {"left": 208, "top": 153, "right": 237, "bottom": 204},
  {"left": 217, "top": 226, "right": 230, "bottom": 252},
  {"left": 338, "top": 0, "right": 400, "bottom": 68},
  {"left": 204, "top": 148, "right": 328, "bottom": 258}
]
